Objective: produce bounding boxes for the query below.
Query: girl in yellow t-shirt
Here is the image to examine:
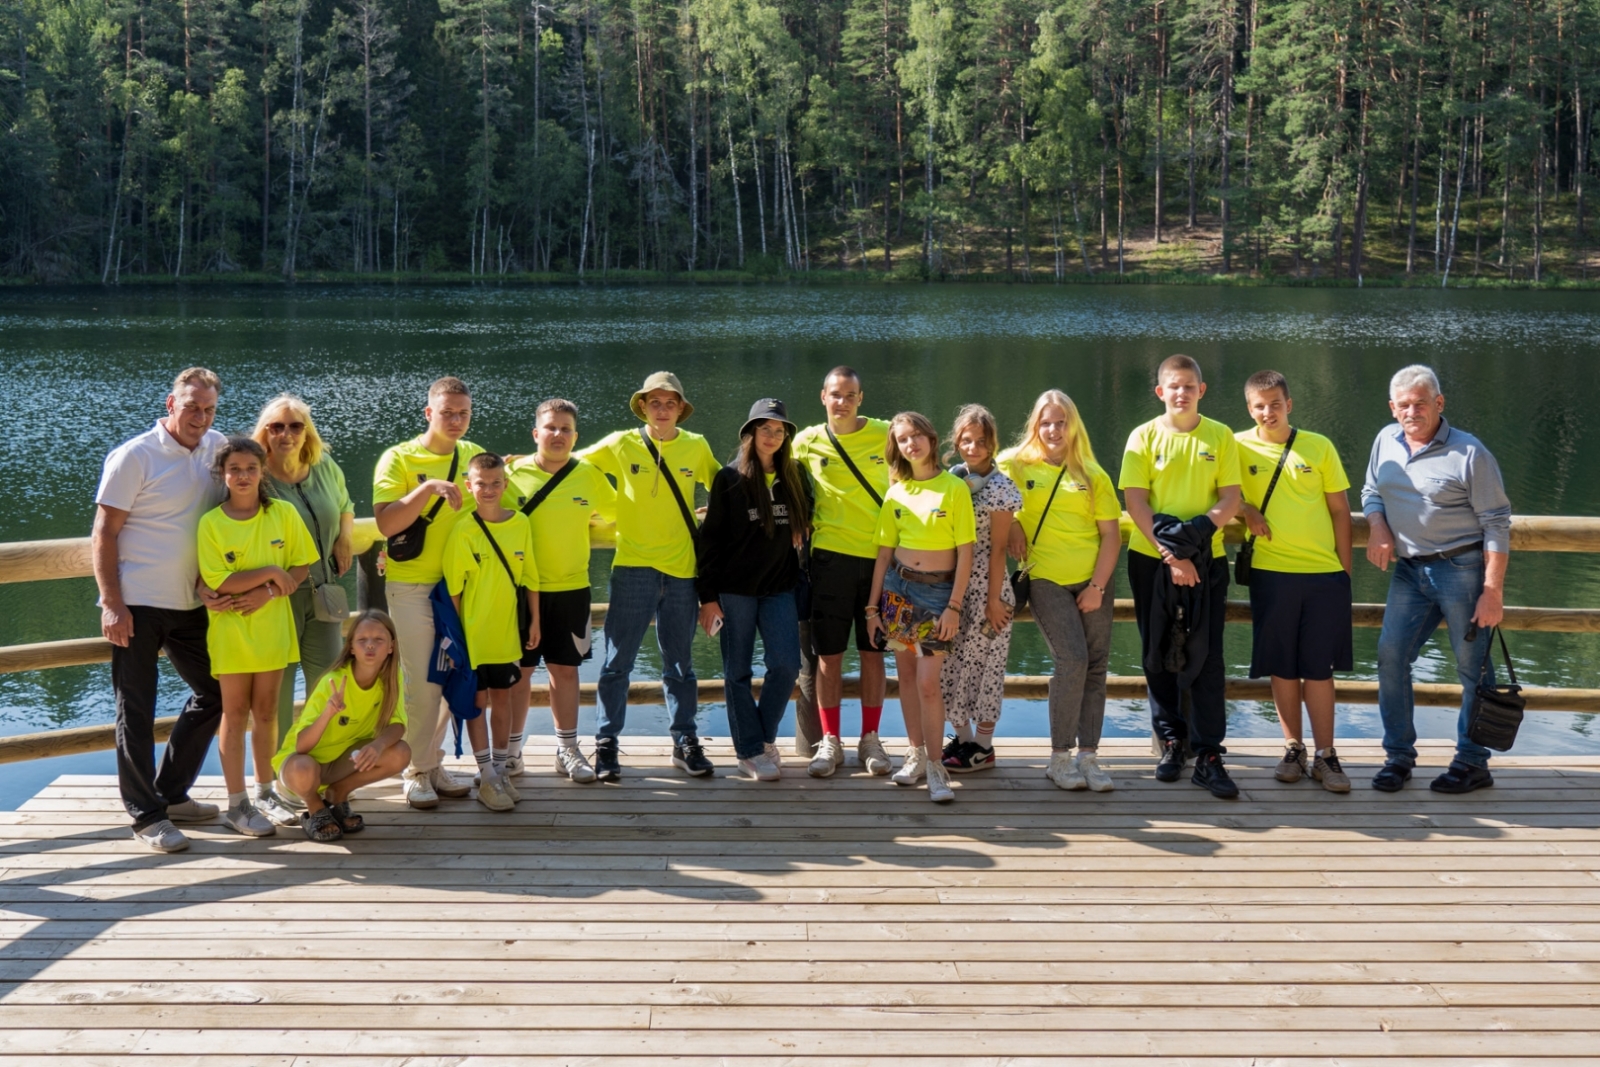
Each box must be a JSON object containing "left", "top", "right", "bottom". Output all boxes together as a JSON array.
[
  {"left": 275, "top": 610, "right": 411, "bottom": 843},
  {"left": 197, "top": 437, "right": 318, "bottom": 838},
  {"left": 865, "top": 411, "right": 975, "bottom": 805}
]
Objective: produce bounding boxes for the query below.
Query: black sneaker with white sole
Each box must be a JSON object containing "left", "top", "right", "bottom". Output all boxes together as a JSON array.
[
  {"left": 593, "top": 737, "right": 622, "bottom": 782},
  {"left": 1191, "top": 752, "right": 1240, "bottom": 799},
  {"left": 672, "top": 736, "right": 714, "bottom": 777},
  {"left": 1155, "top": 740, "right": 1187, "bottom": 782}
]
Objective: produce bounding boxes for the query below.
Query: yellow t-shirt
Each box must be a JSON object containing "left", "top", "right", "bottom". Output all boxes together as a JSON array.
[
  {"left": 998, "top": 451, "right": 1121, "bottom": 586},
  {"left": 1118, "top": 415, "right": 1242, "bottom": 558},
  {"left": 442, "top": 513, "right": 537, "bottom": 668},
  {"left": 577, "top": 428, "right": 719, "bottom": 579},
  {"left": 198, "top": 502, "right": 319, "bottom": 675},
  {"left": 874, "top": 472, "right": 978, "bottom": 551},
  {"left": 1234, "top": 428, "right": 1351, "bottom": 574},
  {"left": 794, "top": 418, "right": 892, "bottom": 559},
  {"left": 271, "top": 664, "right": 408, "bottom": 773},
  {"left": 501, "top": 457, "right": 618, "bottom": 592},
  {"left": 371, "top": 438, "right": 485, "bottom": 585}
]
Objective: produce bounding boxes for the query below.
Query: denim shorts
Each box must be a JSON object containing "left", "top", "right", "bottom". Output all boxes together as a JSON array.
[{"left": 881, "top": 567, "right": 957, "bottom": 656}]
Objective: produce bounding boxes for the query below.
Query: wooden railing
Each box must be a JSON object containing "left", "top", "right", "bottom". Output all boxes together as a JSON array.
[{"left": 1, "top": 514, "right": 1596, "bottom": 764}]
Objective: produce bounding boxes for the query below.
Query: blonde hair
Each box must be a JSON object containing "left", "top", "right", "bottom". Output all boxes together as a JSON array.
[
  {"left": 331, "top": 610, "right": 402, "bottom": 731},
  {"left": 1011, "top": 390, "right": 1100, "bottom": 508},
  {"left": 944, "top": 404, "right": 999, "bottom": 467},
  {"left": 252, "top": 394, "right": 326, "bottom": 473},
  {"left": 885, "top": 411, "right": 941, "bottom": 483}
]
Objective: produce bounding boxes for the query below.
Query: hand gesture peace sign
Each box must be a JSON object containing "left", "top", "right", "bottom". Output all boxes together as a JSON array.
[{"left": 325, "top": 676, "right": 348, "bottom": 717}]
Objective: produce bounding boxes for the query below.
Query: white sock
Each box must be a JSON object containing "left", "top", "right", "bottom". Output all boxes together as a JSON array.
[
  {"left": 1316, "top": 747, "right": 1333, "bottom": 758},
  {"left": 556, "top": 727, "right": 578, "bottom": 752},
  {"left": 228, "top": 790, "right": 249, "bottom": 813},
  {"left": 474, "top": 748, "right": 492, "bottom": 778},
  {"left": 492, "top": 746, "right": 508, "bottom": 777},
  {"left": 975, "top": 725, "right": 995, "bottom": 749},
  {"left": 508, "top": 732, "right": 525, "bottom": 757},
  {"left": 957, "top": 720, "right": 977, "bottom": 742}
]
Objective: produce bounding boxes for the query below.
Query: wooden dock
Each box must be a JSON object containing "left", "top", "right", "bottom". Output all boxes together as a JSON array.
[{"left": 2, "top": 737, "right": 1599, "bottom": 1064}]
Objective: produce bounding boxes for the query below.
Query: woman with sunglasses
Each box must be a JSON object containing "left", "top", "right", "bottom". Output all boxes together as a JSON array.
[{"left": 249, "top": 394, "right": 355, "bottom": 823}]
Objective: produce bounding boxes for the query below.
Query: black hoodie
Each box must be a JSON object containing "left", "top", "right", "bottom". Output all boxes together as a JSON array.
[{"left": 695, "top": 465, "right": 810, "bottom": 603}]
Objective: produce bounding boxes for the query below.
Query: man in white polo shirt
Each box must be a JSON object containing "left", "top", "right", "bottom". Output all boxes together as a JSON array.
[{"left": 93, "top": 367, "right": 230, "bottom": 852}]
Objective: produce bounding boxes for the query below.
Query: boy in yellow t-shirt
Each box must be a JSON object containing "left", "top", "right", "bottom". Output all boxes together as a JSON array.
[
  {"left": 1119, "top": 354, "right": 1243, "bottom": 798},
  {"left": 575, "top": 372, "right": 719, "bottom": 781},
  {"left": 443, "top": 453, "right": 540, "bottom": 813},
  {"left": 1235, "top": 370, "right": 1354, "bottom": 793}
]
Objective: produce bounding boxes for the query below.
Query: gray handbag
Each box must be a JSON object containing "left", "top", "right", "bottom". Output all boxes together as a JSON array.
[{"left": 294, "top": 481, "right": 350, "bottom": 623}]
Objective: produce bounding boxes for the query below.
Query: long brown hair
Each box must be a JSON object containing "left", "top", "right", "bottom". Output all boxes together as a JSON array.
[
  {"left": 331, "top": 609, "right": 402, "bottom": 730},
  {"left": 213, "top": 436, "right": 273, "bottom": 510},
  {"left": 734, "top": 422, "right": 811, "bottom": 537},
  {"left": 944, "top": 404, "right": 1000, "bottom": 468},
  {"left": 885, "top": 411, "right": 940, "bottom": 483}
]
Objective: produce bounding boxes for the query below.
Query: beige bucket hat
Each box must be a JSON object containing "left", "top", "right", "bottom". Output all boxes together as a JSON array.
[{"left": 630, "top": 371, "right": 694, "bottom": 423}]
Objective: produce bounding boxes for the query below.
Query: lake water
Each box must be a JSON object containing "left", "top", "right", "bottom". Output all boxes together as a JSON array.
[{"left": 3, "top": 282, "right": 1599, "bottom": 797}]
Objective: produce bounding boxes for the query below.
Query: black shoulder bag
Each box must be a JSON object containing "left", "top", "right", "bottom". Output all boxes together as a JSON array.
[
  {"left": 293, "top": 480, "right": 350, "bottom": 623},
  {"left": 824, "top": 425, "right": 884, "bottom": 507},
  {"left": 1234, "top": 428, "right": 1296, "bottom": 587},
  {"left": 640, "top": 428, "right": 699, "bottom": 541},
  {"left": 385, "top": 447, "right": 459, "bottom": 563},
  {"left": 1465, "top": 627, "right": 1526, "bottom": 751},
  {"left": 1009, "top": 464, "right": 1068, "bottom": 612},
  {"left": 519, "top": 458, "right": 579, "bottom": 517},
  {"left": 471, "top": 512, "right": 533, "bottom": 648}
]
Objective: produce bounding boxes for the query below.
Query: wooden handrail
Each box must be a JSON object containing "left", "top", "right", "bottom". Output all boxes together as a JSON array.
[
  {"left": 7, "top": 512, "right": 1598, "bottom": 587},
  {"left": 3, "top": 674, "right": 1596, "bottom": 765}
]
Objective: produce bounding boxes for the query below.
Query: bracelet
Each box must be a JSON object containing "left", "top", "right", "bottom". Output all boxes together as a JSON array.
[
  {"left": 1088, "top": 581, "right": 1105, "bottom": 594},
  {"left": 943, "top": 604, "right": 959, "bottom": 613},
  {"left": 863, "top": 607, "right": 880, "bottom": 617}
]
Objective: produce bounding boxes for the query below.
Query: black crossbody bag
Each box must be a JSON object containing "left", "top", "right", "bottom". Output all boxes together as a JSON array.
[
  {"left": 519, "top": 458, "right": 579, "bottom": 517},
  {"left": 640, "top": 428, "right": 699, "bottom": 540},
  {"left": 1010, "top": 464, "right": 1068, "bottom": 611},
  {"left": 385, "top": 447, "right": 459, "bottom": 563},
  {"left": 1466, "top": 627, "right": 1526, "bottom": 751},
  {"left": 1234, "top": 428, "right": 1296, "bottom": 587},
  {"left": 824, "top": 425, "right": 884, "bottom": 508},
  {"left": 472, "top": 512, "right": 533, "bottom": 647}
]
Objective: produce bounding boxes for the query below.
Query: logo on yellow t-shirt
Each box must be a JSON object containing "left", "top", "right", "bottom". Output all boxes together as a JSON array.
[
  {"left": 270, "top": 538, "right": 285, "bottom": 549},
  {"left": 571, "top": 496, "right": 589, "bottom": 506}
]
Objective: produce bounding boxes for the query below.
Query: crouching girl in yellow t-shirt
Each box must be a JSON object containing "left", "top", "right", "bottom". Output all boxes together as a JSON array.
[
  {"left": 198, "top": 437, "right": 318, "bottom": 837},
  {"left": 274, "top": 610, "right": 410, "bottom": 842}
]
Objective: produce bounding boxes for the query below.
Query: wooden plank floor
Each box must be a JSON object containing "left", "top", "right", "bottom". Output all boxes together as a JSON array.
[{"left": 2, "top": 736, "right": 1599, "bottom": 1065}]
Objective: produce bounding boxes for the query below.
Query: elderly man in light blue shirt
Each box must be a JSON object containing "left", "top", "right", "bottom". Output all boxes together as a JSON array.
[{"left": 1362, "top": 364, "right": 1511, "bottom": 795}]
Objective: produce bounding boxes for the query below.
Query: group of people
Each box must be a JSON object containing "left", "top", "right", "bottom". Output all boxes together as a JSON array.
[{"left": 93, "top": 357, "right": 1512, "bottom": 852}]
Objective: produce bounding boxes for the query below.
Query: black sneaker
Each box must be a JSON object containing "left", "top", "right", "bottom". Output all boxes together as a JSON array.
[
  {"left": 1155, "top": 740, "right": 1186, "bottom": 782},
  {"left": 944, "top": 741, "right": 995, "bottom": 773},
  {"left": 1191, "top": 752, "right": 1240, "bottom": 799},
  {"left": 941, "top": 735, "right": 963, "bottom": 762},
  {"left": 1430, "top": 760, "right": 1493, "bottom": 794},
  {"left": 1371, "top": 761, "right": 1412, "bottom": 793},
  {"left": 593, "top": 737, "right": 622, "bottom": 782},
  {"left": 672, "top": 736, "right": 714, "bottom": 777}
]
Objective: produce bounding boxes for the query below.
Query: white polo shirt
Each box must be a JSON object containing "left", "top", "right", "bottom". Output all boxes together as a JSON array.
[{"left": 95, "top": 422, "right": 227, "bottom": 610}]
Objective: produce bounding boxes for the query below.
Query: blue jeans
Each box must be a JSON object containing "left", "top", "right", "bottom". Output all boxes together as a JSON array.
[
  {"left": 1376, "top": 550, "right": 1494, "bottom": 769},
  {"left": 718, "top": 591, "right": 802, "bottom": 759},
  {"left": 597, "top": 566, "right": 702, "bottom": 742}
]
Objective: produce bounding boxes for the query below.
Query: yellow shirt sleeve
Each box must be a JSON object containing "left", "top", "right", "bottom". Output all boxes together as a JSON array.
[
  {"left": 282, "top": 506, "right": 320, "bottom": 569},
  {"left": 516, "top": 518, "right": 538, "bottom": 589},
  {"left": 1321, "top": 438, "right": 1352, "bottom": 494},
  {"left": 1118, "top": 427, "right": 1152, "bottom": 491},
  {"left": 442, "top": 523, "right": 477, "bottom": 597},
  {"left": 372, "top": 446, "right": 410, "bottom": 505},
  {"left": 693, "top": 437, "right": 719, "bottom": 492},
  {"left": 590, "top": 465, "right": 618, "bottom": 524},
  {"left": 197, "top": 510, "right": 229, "bottom": 590},
  {"left": 576, "top": 433, "right": 623, "bottom": 480},
  {"left": 952, "top": 485, "right": 977, "bottom": 545},
  {"left": 873, "top": 496, "right": 899, "bottom": 549},
  {"left": 1215, "top": 426, "right": 1243, "bottom": 488},
  {"left": 1092, "top": 466, "right": 1121, "bottom": 521}
]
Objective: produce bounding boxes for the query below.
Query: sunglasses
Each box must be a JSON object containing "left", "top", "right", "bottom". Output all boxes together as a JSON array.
[{"left": 267, "top": 421, "right": 306, "bottom": 434}]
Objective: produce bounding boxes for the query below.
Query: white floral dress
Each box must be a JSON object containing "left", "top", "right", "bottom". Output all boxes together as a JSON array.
[{"left": 941, "top": 467, "right": 1022, "bottom": 726}]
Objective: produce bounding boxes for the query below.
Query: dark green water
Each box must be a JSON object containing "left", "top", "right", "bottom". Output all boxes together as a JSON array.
[{"left": 4, "top": 283, "right": 1599, "bottom": 758}]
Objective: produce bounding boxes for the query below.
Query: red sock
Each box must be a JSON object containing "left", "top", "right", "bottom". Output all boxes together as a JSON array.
[
  {"left": 819, "top": 705, "right": 842, "bottom": 736},
  {"left": 861, "top": 704, "right": 884, "bottom": 735}
]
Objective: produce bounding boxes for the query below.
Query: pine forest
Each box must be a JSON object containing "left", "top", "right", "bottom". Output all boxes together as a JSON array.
[{"left": 3, "top": 0, "right": 1598, "bottom": 282}]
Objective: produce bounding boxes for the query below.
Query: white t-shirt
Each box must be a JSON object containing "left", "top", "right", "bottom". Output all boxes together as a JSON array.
[{"left": 95, "top": 422, "right": 227, "bottom": 610}]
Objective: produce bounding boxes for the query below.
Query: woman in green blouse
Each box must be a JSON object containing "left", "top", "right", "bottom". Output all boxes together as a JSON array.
[{"left": 253, "top": 394, "right": 355, "bottom": 816}]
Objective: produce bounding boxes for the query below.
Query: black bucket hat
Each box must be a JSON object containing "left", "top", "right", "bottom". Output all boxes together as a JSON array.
[{"left": 739, "top": 398, "right": 795, "bottom": 438}]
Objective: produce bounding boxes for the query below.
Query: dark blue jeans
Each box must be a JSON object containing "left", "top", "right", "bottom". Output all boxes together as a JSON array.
[
  {"left": 597, "top": 566, "right": 701, "bottom": 743},
  {"left": 718, "top": 590, "right": 802, "bottom": 759},
  {"left": 1377, "top": 550, "right": 1494, "bottom": 769}
]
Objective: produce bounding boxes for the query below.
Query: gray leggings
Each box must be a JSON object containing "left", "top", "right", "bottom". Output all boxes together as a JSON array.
[{"left": 1030, "top": 578, "right": 1115, "bottom": 751}]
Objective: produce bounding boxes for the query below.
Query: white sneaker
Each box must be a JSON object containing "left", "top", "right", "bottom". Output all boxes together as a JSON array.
[
  {"left": 166, "top": 797, "right": 219, "bottom": 822},
  {"left": 403, "top": 772, "right": 439, "bottom": 810},
  {"left": 858, "top": 731, "right": 892, "bottom": 776},
  {"left": 1077, "top": 752, "right": 1115, "bottom": 792},
  {"left": 498, "top": 773, "right": 521, "bottom": 803},
  {"left": 926, "top": 760, "right": 955, "bottom": 803},
  {"left": 808, "top": 735, "right": 845, "bottom": 778},
  {"left": 222, "top": 803, "right": 277, "bottom": 837},
  {"left": 505, "top": 753, "right": 525, "bottom": 777},
  {"left": 427, "top": 765, "right": 471, "bottom": 798},
  {"left": 763, "top": 743, "right": 783, "bottom": 772},
  {"left": 254, "top": 786, "right": 302, "bottom": 828},
  {"left": 476, "top": 775, "right": 515, "bottom": 812},
  {"left": 737, "top": 754, "right": 781, "bottom": 782},
  {"left": 1047, "top": 751, "right": 1087, "bottom": 790},
  {"left": 555, "top": 746, "right": 598, "bottom": 783},
  {"left": 891, "top": 745, "right": 927, "bottom": 786},
  {"left": 134, "top": 819, "right": 189, "bottom": 853}
]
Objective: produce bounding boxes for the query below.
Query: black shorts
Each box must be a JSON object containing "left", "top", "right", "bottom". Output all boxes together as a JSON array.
[
  {"left": 476, "top": 662, "right": 523, "bottom": 692},
  {"left": 519, "top": 587, "right": 594, "bottom": 669},
  {"left": 1248, "top": 569, "right": 1354, "bottom": 681},
  {"left": 807, "top": 548, "right": 883, "bottom": 656}
]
